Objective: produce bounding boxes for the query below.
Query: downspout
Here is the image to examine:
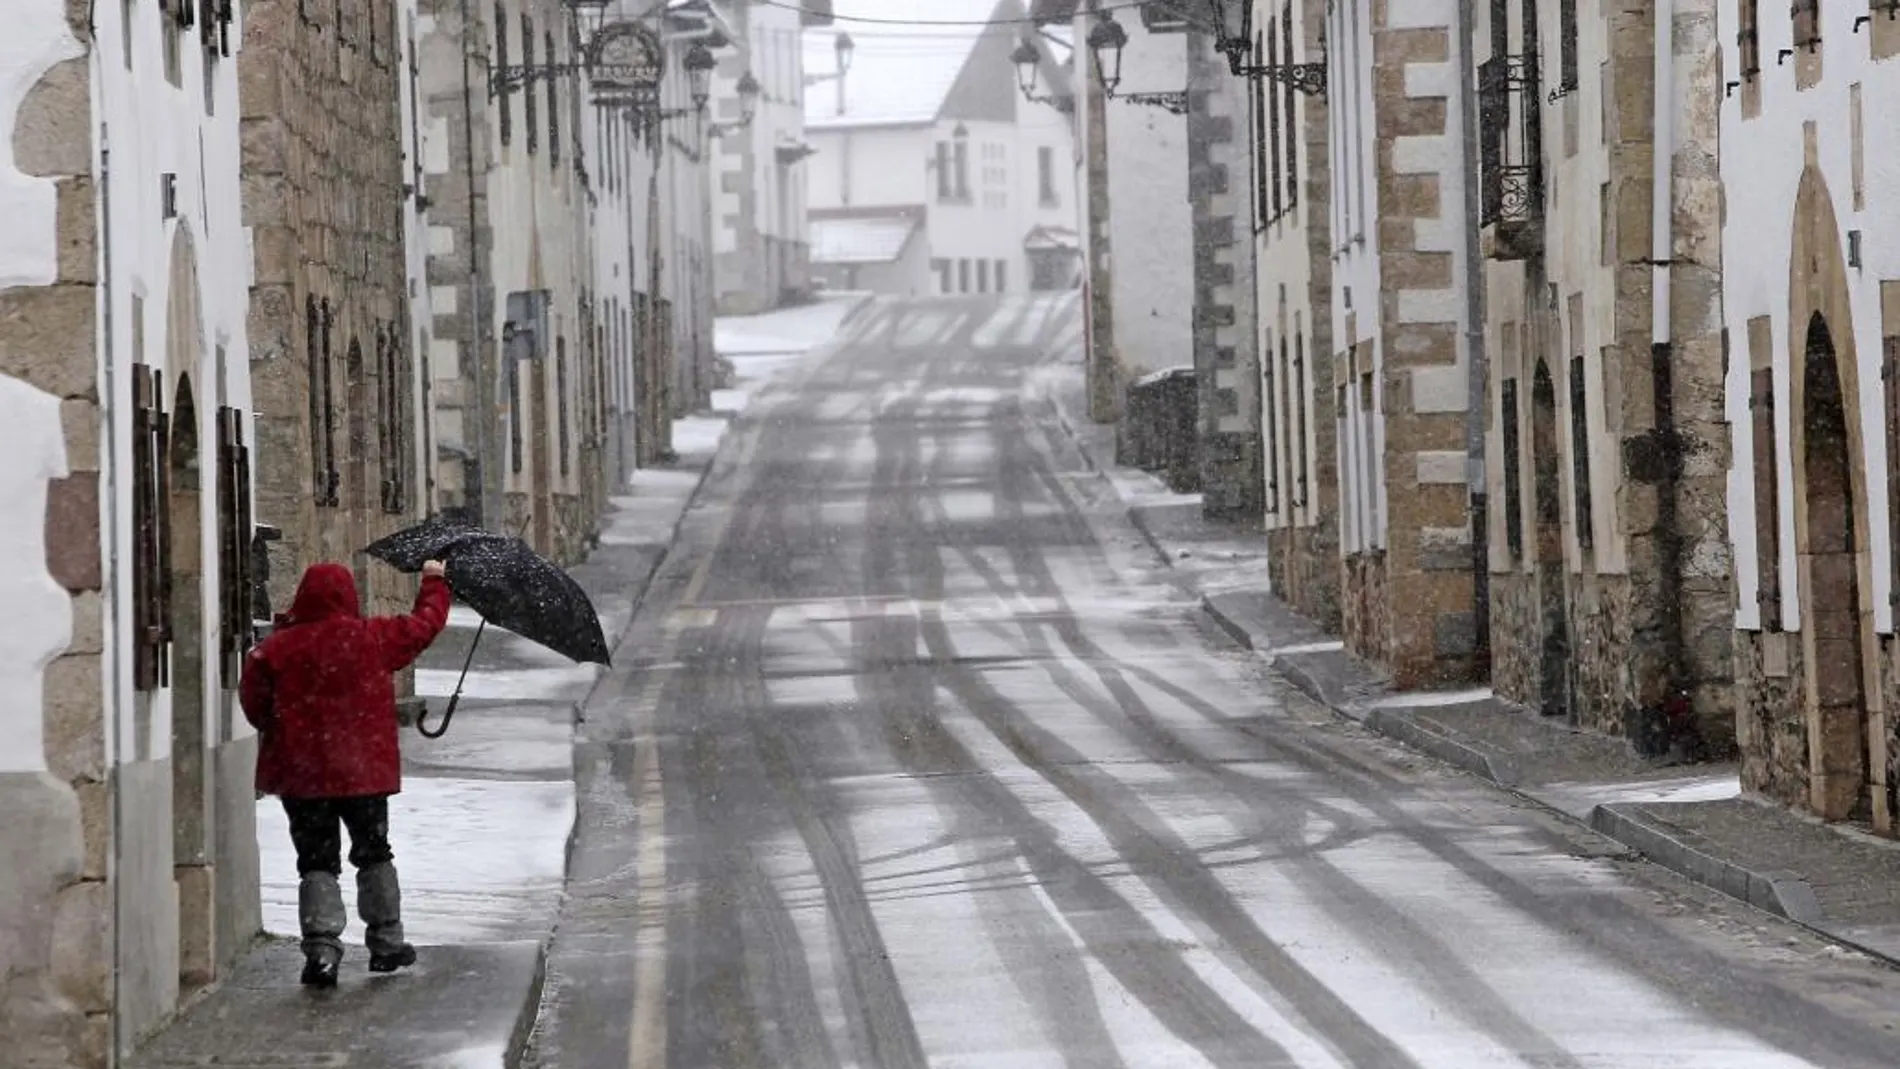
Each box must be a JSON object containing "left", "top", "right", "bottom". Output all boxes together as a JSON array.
[
  {"left": 460, "top": 0, "right": 491, "bottom": 526},
  {"left": 1649, "top": 0, "right": 1691, "bottom": 732},
  {"left": 1457, "top": 0, "right": 1490, "bottom": 673},
  {"left": 98, "top": 120, "right": 126, "bottom": 1069}
]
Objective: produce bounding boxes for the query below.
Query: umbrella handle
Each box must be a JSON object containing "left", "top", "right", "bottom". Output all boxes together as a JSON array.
[{"left": 417, "top": 618, "right": 488, "bottom": 738}]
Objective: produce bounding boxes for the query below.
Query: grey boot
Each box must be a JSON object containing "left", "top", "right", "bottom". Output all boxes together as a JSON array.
[
  {"left": 357, "top": 862, "right": 416, "bottom": 972},
  {"left": 298, "top": 873, "right": 346, "bottom": 987}
]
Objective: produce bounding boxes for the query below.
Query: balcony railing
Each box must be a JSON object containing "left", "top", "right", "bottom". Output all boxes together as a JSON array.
[{"left": 1478, "top": 51, "right": 1543, "bottom": 260}]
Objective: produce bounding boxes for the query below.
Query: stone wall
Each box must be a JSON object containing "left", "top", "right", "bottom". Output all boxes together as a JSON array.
[
  {"left": 1, "top": 11, "right": 108, "bottom": 1062},
  {"left": 243, "top": 0, "right": 420, "bottom": 617},
  {"left": 1187, "top": 30, "right": 1263, "bottom": 521},
  {"left": 1359, "top": 5, "right": 1477, "bottom": 688},
  {"left": 1736, "top": 630, "right": 1809, "bottom": 805}
]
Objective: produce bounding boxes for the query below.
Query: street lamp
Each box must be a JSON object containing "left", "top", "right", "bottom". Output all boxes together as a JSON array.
[
  {"left": 1086, "top": 12, "right": 1127, "bottom": 96},
  {"left": 1209, "top": 0, "right": 1327, "bottom": 95},
  {"left": 1010, "top": 35, "right": 1074, "bottom": 113},
  {"left": 834, "top": 30, "right": 855, "bottom": 77},
  {"left": 683, "top": 41, "right": 717, "bottom": 110},
  {"left": 490, "top": 0, "right": 627, "bottom": 97},
  {"left": 709, "top": 70, "right": 761, "bottom": 137}
]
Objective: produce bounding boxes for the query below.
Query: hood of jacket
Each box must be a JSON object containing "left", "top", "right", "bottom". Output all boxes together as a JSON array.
[{"left": 285, "top": 562, "right": 361, "bottom": 625}]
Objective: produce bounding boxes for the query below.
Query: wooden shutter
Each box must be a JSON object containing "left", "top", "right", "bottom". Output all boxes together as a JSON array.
[
  {"left": 1569, "top": 355, "right": 1594, "bottom": 550},
  {"left": 1885, "top": 337, "right": 1900, "bottom": 614},
  {"left": 132, "top": 367, "right": 159, "bottom": 691},
  {"left": 1267, "top": 27, "right": 1282, "bottom": 221},
  {"left": 1478, "top": 57, "right": 1505, "bottom": 225},
  {"left": 1292, "top": 333, "right": 1309, "bottom": 508},
  {"left": 557, "top": 337, "right": 571, "bottom": 477},
  {"left": 1792, "top": 0, "right": 1820, "bottom": 51},
  {"left": 1263, "top": 336, "right": 1280, "bottom": 515},
  {"left": 1501, "top": 378, "right": 1523, "bottom": 560},
  {"left": 1282, "top": 3, "right": 1297, "bottom": 211},
  {"left": 1752, "top": 366, "right": 1782, "bottom": 629}
]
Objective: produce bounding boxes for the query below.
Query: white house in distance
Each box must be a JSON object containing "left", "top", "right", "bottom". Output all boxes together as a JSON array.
[
  {"left": 1719, "top": 1, "right": 1900, "bottom": 828},
  {"left": 802, "top": 0, "right": 1078, "bottom": 298}
]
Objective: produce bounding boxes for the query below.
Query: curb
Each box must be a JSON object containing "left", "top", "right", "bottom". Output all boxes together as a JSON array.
[
  {"left": 1043, "top": 377, "right": 1900, "bottom": 973},
  {"left": 504, "top": 942, "right": 551, "bottom": 1069}
]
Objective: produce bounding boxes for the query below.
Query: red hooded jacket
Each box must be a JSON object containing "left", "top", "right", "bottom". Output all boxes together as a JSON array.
[{"left": 239, "top": 563, "right": 451, "bottom": 798}]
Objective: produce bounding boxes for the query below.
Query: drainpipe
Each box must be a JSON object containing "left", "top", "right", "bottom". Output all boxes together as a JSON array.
[
  {"left": 1457, "top": 0, "right": 1490, "bottom": 674},
  {"left": 1648, "top": 0, "right": 1692, "bottom": 734}
]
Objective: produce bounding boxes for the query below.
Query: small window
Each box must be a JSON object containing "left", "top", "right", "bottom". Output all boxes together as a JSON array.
[
  {"left": 1793, "top": 0, "right": 1820, "bottom": 52},
  {"left": 953, "top": 132, "right": 969, "bottom": 199},
  {"left": 958, "top": 259, "right": 971, "bottom": 293},
  {"left": 977, "top": 260, "right": 989, "bottom": 293},
  {"left": 933, "top": 257, "right": 951, "bottom": 293},
  {"left": 936, "top": 142, "right": 953, "bottom": 200},
  {"left": 1038, "top": 146, "right": 1057, "bottom": 206},
  {"left": 995, "top": 260, "right": 1007, "bottom": 293}
]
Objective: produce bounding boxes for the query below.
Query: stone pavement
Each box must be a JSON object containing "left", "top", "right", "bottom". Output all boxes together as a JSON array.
[
  {"left": 128, "top": 434, "right": 725, "bottom": 1069},
  {"left": 1035, "top": 356, "right": 1900, "bottom": 971}
]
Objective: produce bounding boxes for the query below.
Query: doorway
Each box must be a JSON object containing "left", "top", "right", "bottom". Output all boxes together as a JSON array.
[
  {"left": 1531, "top": 360, "right": 1571, "bottom": 719},
  {"left": 1799, "top": 312, "right": 1871, "bottom": 820}
]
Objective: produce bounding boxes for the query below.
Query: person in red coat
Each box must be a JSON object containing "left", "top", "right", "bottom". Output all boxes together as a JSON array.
[{"left": 240, "top": 559, "right": 452, "bottom": 987}]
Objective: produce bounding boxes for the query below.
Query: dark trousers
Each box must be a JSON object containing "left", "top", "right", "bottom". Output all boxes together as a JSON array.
[{"left": 282, "top": 795, "right": 395, "bottom": 876}]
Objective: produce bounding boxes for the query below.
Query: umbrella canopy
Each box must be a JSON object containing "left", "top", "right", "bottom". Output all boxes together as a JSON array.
[
  {"left": 367, "top": 518, "right": 611, "bottom": 666},
  {"left": 364, "top": 514, "right": 502, "bottom": 572},
  {"left": 442, "top": 538, "right": 612, "bottom": 666}
]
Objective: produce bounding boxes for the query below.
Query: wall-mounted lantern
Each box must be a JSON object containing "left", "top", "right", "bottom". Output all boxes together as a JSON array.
[
  {"left": 710, "top": 70, "right": 761, "bottom": 137},
  {"left": 1210, "top": 0, "right": 1327, "bottom": 96}
]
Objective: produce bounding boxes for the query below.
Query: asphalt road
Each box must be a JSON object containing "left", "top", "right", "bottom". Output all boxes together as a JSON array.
[{"left": 528, "top": 295, "right": 1900, "bottom": 1069}]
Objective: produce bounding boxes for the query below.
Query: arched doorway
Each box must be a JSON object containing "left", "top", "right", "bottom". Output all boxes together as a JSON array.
[
  {"left": 1798, "top": 312, "right": 1871, "bottom": 821},
  {"left": 1531, "top": 360, "right": 1571, "bottom": 719}
]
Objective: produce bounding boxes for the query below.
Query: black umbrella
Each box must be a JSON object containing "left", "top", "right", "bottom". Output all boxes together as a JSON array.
[
  {"left": 363, "top": 513, "right": 502, "bottom": 571},
  {"left": 367, "top": 516, "right": 611, "bottom": 737}
]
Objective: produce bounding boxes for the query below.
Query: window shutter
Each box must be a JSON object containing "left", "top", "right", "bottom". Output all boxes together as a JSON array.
[
  {"left": 1263, "top": 338, "right": 1279, "bottom": 515},
  {"left": 1292, "top": 333, "right": 1308, "bottom": 509},
  {"left": 1792, "top": 0, "right": 1820, "bottom": 51},
  {"left": 152, "top": 370, "right": 174, "bottom": 688},
  {"left": 1752, "top": 366, "right": 1782, "bottom": 629},
  {"left": 1478, "top": 57, "right": 1505, "bottom": 225},
  {"left": 1885, "top": 338, "right": 1900, "bottom": 613},
  {"left": 132, "top": 367, "right": 158, "bottom": 691},
  {"left": 1501, "top": 378, "right": 1523, "bottom": 560},
  {"left": 1738, "top": 0, "right": 1761, "bottom": 77},
  {"left": 1569, "top": 355, "right": 1594, "bottom": 550},
  {"left": 1282, "top": 3, "right": 1297, "bottom": 211}
]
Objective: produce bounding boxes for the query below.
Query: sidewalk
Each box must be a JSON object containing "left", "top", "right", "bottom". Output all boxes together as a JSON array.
[
  {"left": 129, "top": 433, "right": 723, "bottom": 1069},
  {"left": 1035, "top": 358, "right": 1900, "bottom": 970}
]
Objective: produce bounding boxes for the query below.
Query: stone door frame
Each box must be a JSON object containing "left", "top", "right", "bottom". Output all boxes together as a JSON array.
[{"left": 1786, "top": 152, "right": 1889, "bottom": 827}]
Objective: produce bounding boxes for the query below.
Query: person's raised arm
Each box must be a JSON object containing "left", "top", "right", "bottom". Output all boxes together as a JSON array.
[
  {"left": 238, "top": 647, "right": 275, "bottom": 730},
  {"left": 372, "top": 560, "right": 453, "bottom": 672}
]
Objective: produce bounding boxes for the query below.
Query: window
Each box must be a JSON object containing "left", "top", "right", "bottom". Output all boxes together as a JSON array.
[
  {"left": 1569, "top": 354, "right": 1593, "bottom": 551},
  {"left": 556, "top": 337, "right": 571, "bottom": 477},
  {"left": 1501, "top": 378, "right": 1524, "bottom": 560},
  {"left": 977, "top": 260, "right": 989, "bottom": 293},
  {"left": 523, "top": 14, "right": 538, "bottom": 154},
  {"left": 995, "top": 260, "right": 1007, "bottom": 293},
  {"left": 954, "top": 131, "right": 970, "bottom": 199},
  {"left": 1267, "top": 24, "right": 1283, "bottom": 220},
  {"left": 548, "top": 30, "right": 560, "bottom": 169},
  {"left": 1038, "top": 146, "right": 1057, "bottom": 206},
  {"left": 1793, "top": 0, "right": 1820, "bottom": 52},
  {"left": 496, "top": 4, "right": 512, "bottom": 145},
  {"left": 936, "top": 142, "right": 953, "bottom": 200},
  {"left": 161, "top": 0, "right": 188, "bottom": 86},
  {"left": 958, "top": 259, "right": 971, "bottom": 292},
  {"left": 131, "top": 363, "right": 173, "bottom": 690},
  {"left": 933, "top": 257, "right": 952, "bottom": 293},
  {"left": 1737, "top": 0, "right": 1761, "bottom": 78}
]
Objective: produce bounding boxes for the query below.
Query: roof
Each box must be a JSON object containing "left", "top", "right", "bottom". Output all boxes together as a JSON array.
[
  {"left": 811, "top": 212, "right": 923, "bottom": 265},
  {"left": 802, "top": 0, "right": 1012, "bottom": 129}
]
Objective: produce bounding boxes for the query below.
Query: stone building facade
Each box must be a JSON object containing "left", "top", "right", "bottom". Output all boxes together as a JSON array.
[
  {"left": 1329, "top": 0, "right": 1481, "bottom": 689},
  {"left": 241, "top": 0, "right": 426, "bottom": 619},
  {"left": 419, "top": 1, "right": 725, "bottom": 561},
  {"left": 1476, "top": 0, "right": 1731, "bottom": 755},
  {"left": 711, "top": 0, "right": 818, "bottom": 316},
  {"left": 1251, "top": 0, "right": 1339, "bottom": 628},
  {"left": 1186, "top": 26, "right": 1265, "bottom": 521},
  {"left": 1720, "top": 0, "right": 1900, "bottom": 831},
  {"left": 2, "top": 0, "right": 260, "bottom": 1063}
]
